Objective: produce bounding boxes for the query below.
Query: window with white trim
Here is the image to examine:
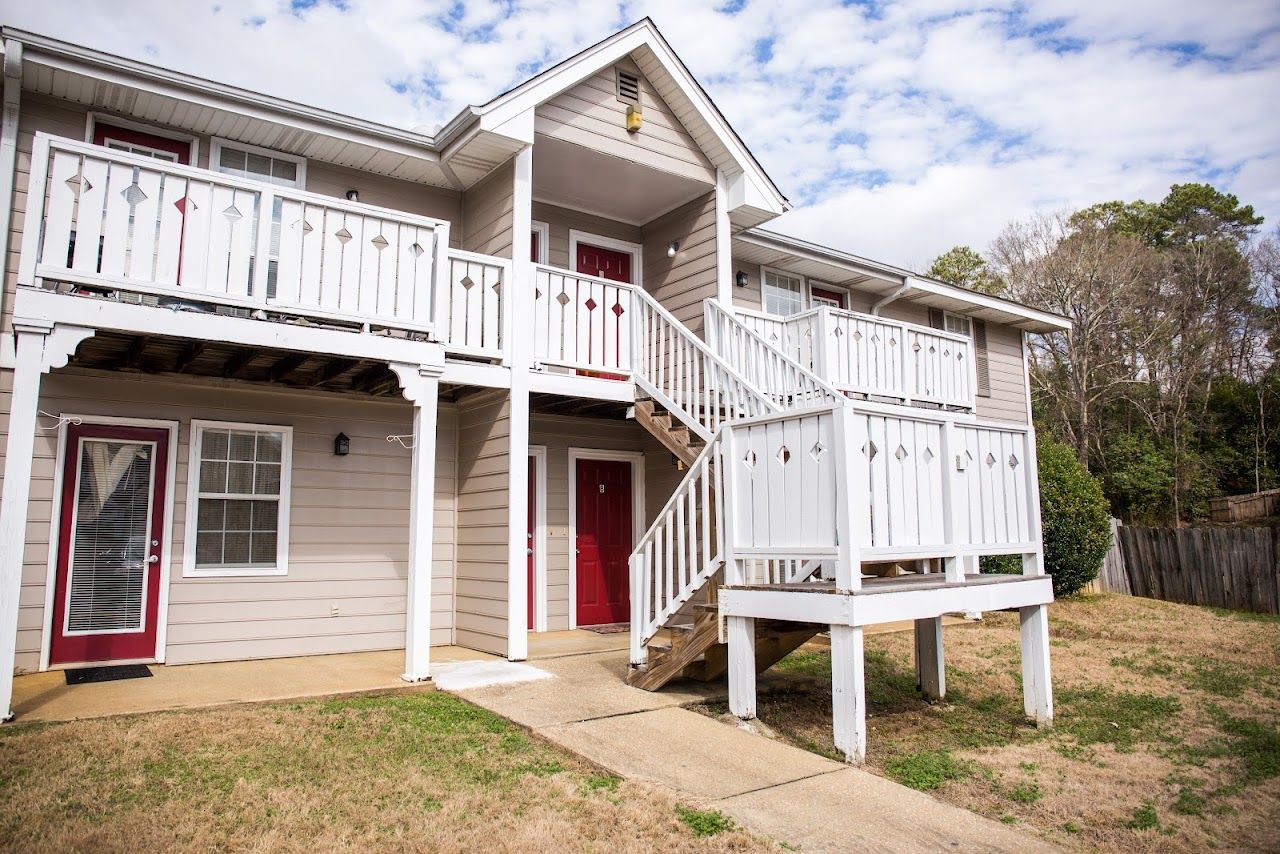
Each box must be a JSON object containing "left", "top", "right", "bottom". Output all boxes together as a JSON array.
[
  {"left": 762, "top": 269, "right": 804, "bottom": 317},
  {"left": 213, "top": 142, "right": 304, "bottom": 187},
  {"left": 187, "top": 422, "right": 292, "bottom": 576},
  {"left": 943, "top": 313, "right": 971, "bottom": 337}
]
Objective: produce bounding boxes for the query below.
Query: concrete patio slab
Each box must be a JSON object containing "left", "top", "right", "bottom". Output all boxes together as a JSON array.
[
  {"left": 9, "top": 646, "right": 493, "bottom": 722},
  {"left": 526, "top": 629, "right": 629, "bottom": 659},
  {"left": 543, "top": 706, "right": 841, "bottom": 800},
  {"left": 718, "top": 765, "right": 1059, "bottom": 854}
]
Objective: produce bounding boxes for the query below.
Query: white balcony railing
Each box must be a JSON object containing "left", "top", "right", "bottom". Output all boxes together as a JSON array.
[
  {"left": 736, "top": 305, "right": 976, "bottom": 410},
  {"left": 18, "top": 133, "right": 510, "bottom": 354}
]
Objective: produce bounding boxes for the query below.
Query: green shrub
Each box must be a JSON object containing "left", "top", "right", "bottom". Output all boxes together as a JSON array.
[{"left": 1036, "top": 436, "right": 1111, "bottom": 596}]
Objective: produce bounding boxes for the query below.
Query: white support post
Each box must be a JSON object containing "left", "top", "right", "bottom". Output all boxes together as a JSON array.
[
  {"left": 831, "top": 404, "right": 867, "bottom": 591},
  {"left": 720, "top": 426, "right": 743, "bottom": 587},
  {"left": 830, "top": 623, "right": 866, "bottom": 764},
  {"left": 714, "top": 170, "right": 733, "bottom": 307},
  {"left": 0, "top": 321, "right": 94, "bottom": 719},
  {"left": 392, "top": 362, "right": 444, "bottom": 682},
  {"left": 940, "top": 419, "right": 966, "bottom": 584},
  {"left": 727, "top": 615, "right": 756, "bottom": 719},
  {"left": 1019, "top": 604, "right": 1053, "bottom": 725},
  {"left": 629, "top": 553, "right": 646, "bottom": 666},
  {"left": 0, "top": 39, "right": 23, "bottom": 367},
  {"left": 506, "top": 142, "right": 533, "bottom": 662},
  {"left": 914, "top": 616, "right": 945, "bottom": 700}
]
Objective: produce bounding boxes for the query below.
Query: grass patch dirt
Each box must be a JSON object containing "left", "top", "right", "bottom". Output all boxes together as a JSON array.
[
  {"left": 0, "top": 691, "right": 773, "bottom": 853},
  {"left": 691, "top": 594, "right": 1280, "bottom": 852}
]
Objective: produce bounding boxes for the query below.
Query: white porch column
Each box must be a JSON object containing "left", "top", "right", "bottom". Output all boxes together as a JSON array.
[
  {"left": 830, "top": 623, "right": 866, "bottom": 764},
  {"left": 0, "top": 321, "right": 93, "bottom": 719},
  {"left": 914, "top": 616, "right": 945, "bottom": 701},
  {"left": 1019, "top": 604, "right": 1053, "bottom": 725},
  {"left": 727, "top": 615, "right": 756, "bottom": 719},
  {"left": 506, "top": 143, "right": 533, "bottom": 661},
  {"left": 392, "top": 362, "right": 444, "bottom": 683}
]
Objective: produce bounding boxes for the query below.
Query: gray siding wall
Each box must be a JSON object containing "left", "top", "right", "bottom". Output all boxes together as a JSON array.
[
  {"left": 453, "top": 390, "right": 512, "bottom": 655},
  {"left": 9, "top": 370, "right": 458, "bottom": 671},
  {"left": 533, "top": 58, "right": 713, "bottom": 184},
  {"left": 642, "top": 192, "right": 717, "bottom": 335},
  {"left": 460, "top": 161, "right": 514, "bottom": 259},
  {"left": 529, "top": 414, "right": 683, "bottom": 631},
  {"left": 531, "top": 201, "right": 641, "bottom": 269}
]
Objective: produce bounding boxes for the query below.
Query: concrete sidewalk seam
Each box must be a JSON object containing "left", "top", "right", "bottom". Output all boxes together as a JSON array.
[{"left": 713, "top": 765, "right": 846, "bottom": 801}]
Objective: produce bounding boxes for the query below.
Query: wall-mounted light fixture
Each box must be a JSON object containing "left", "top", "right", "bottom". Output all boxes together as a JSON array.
[
  {"left": 667, "top": 241, "right": 680, "bottom": 258},
  {"left": 345, "top": 189, "right": 360, "bottom": 203},
  {"left": 334, "top": 432, "right": 350, "bottom": 456},
  {"left": 735, "top": 270, "right": 749, "bottom": 288}
]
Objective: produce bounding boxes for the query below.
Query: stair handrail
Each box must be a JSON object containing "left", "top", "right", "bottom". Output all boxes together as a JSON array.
[
  {"left": 703, "top": 299, "right": 848, "bottom": 408},
  {"left": 631, "top": 289, "right": 780, "bottom": 443}
]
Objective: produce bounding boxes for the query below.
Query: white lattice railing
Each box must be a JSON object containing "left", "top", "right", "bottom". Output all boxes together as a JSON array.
[
  {"left": 735, "top": 304, "right": 976, "bottom": 409},
  {"left": 441, "top": 250, "right": 509, "bottom": 358}
]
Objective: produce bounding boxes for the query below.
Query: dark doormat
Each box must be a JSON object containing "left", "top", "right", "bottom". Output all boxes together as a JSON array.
[
  {"left": 65, "top": 664, "right": 153, "bottom": 685},
  {"left": 581, "top": 622, "right": 629, "bottom": 635}
]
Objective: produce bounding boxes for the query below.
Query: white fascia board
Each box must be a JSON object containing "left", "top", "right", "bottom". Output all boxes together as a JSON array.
[
  {"left": 14, "top": 289, "right": 447, "bottom": 367},
  {"left": 7, "top": 29, "right": 440, "bottom": 164},
  {"left": 479, "top": 109, "right": 535, "bottom": 146},
  {"left": 904, "top": 277, "right": 1073, "bottom": 333},
  {"left": 528, "top": 370, "right": 636, "bottom": 402},
  {"left": 718, "top": 576, "right": 1053, "bottom": 627},
  {"left": 440, "top": 359, "right": 511, "bottom": 389}
]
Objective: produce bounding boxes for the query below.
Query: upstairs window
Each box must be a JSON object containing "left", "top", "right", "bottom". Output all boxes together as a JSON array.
[
  {"left": 211, "top": 139, "right": 305, "bottom": 188},
  {"left": 762, "top": 269, "right": 804, "bottom": 317}
]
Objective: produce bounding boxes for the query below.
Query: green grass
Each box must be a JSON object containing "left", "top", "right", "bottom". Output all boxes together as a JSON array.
[
  {"left": 1186, "top": 662, "right": 1250, "bottom": 698},
  {"left": 1199, "top": 709, "right": 1280, "bottom": 783},
  {"left": 884, "top": 750, "right": 975, "bottom": 791},
  {"left": 675, "top": 805, "right": 734, "bottom": 837},
  {"left": 1054, "top": 686, "right": 1180, "bottom": 750},
  {"left": 1127, "top": 801, "right": 1159, "bottom": 831},
  {"left": 1008, "top": 782, "right": 1043, "bottom": 803}
]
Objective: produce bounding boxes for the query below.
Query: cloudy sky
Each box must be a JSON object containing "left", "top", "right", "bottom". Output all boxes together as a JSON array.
[{"left": 3, "top": 0, "right": 1277, "bottom": 269}]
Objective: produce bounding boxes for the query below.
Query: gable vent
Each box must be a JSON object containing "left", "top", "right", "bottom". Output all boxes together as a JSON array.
[{"left": 616, "top": 69, "right": 641, "bottom": 105}]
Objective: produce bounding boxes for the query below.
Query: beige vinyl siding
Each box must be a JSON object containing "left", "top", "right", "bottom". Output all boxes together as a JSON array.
[
  {"left": 453, "top": 390, "right": 512, "bottom": 655},
  {"left": 3, "top": 93, "right": 463, "bottom": 335},
  {"left": 533, "top": 59, "right": 714, "bottom": 185},
  {"left": 532, "top": 201, "right": 641, "bottom": 270},
  {"left": 460, "top": 160, "right": 514, "bottom": 259},
  {"left": 9, "top": 370, "right": 458, "bottom": 671},
  {"left": 641, "top": 192, "right": 717, "bottom": 334},
  {"left": 530, "top": 414, "right": 683, "bottom": 632}
]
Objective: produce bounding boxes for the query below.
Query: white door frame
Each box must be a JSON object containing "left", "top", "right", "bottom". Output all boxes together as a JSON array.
[
  {"left": 39, "top": 415, "right": 180, "bottom": 671},
  {"left": 566, "top": 447, "right": 646, "bottom": 630},
  {"left": 528, "top": 445, "right": 548, "bottom": 633},
  {"left": 568, "top": 229, "right": 644, "bottom": 284}
]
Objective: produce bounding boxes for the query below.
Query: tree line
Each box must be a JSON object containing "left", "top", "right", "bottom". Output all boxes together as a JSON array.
[{"left": 928, "top": 184, "right": 1278, "bottom": 525}]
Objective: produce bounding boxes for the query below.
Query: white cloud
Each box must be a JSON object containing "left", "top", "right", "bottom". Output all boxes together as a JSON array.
[{"left": 1, "top": 0, "right": 1276, "bottom": 269}]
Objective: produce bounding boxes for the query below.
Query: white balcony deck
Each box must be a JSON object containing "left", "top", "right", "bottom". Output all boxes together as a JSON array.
[
  {"left": 18, "top": 133, "right": 509, "bottom": 362},
  {"left": 733, "top": 305, "right": 976, "bottom": 410}
]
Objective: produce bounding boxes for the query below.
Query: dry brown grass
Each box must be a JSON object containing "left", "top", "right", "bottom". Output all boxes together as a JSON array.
[
  {"left": 0, "top": 691, "right": 774, "bottom": 853},
  {"left": 693, "top": 594, "right": 1280, "bottom": 852}
]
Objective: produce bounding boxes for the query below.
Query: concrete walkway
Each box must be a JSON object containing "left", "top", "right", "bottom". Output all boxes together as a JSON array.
[{"left": 453, "top": 649, "right": 1057, "bottom": 854}]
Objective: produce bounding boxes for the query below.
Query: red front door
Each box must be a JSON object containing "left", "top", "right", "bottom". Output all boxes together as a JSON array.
[
  {"left": 527, "top": 454, "right": 537, "bottom": 627},
  {"left": 811, "top": 286, "right": 847, "bottom": 310},
  {"left": 91, "top": 123, "right": 193, "bottom": 164},
  {"left": 576, "top": 243, "right": 632, "bottom": 284},
  {"left": 575, "top": 458, "right": 633, "bottom": 626},
  {"left": 50, "top": 424, "right": 170, "bottom": 666}
]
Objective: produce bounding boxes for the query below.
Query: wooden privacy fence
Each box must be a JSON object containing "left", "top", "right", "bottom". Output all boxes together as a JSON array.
[
  {"left": 1117, "top": 525, "right": 1280, "bottom": 615},
  {"left": 1209, "top": 488, "right": 1280, "bottom": 524}
]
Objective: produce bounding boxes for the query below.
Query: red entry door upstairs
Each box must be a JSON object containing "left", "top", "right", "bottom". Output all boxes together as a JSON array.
[
  {"left": 575, "top": 458, "right": 633, "bottom": 626},
  {"left": 576, "top": 243, "right": 632, "bottom": 284}
]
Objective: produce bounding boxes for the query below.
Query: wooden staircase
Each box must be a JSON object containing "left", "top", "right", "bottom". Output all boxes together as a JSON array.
[
  {"left": 628, "top": 604, "right": 822, "bottom": 690},
  {"left": 634, "top": 397, "right": 704, "bottom": 466}
]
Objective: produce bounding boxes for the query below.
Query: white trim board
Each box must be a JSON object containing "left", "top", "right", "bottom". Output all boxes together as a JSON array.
[
  {"left": 39, "top": 415, "right": 180, "bottom": 672},
  {"left": 529, "top": 446, "right": 549, "bottom": 633},
  {"left": 568, "top": 229, "right": 644, "bottom": 285},
  {"left": 530, "top": 220, "right": 550, "bottom": 265},
  {"left": 566, "top": 447, "right": 646, "bottom": 631}
]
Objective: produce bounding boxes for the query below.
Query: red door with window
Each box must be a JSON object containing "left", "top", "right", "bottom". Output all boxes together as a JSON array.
[
  {"left": 92, "top": 124, "right": 192, "bottom": 164},
  {"left": 575, "top": 458, "right": 633, "bottom": 626},
  {"left": 576, "top": 243, "right": 632, "bottom": 284},
  {"left": 49, "top": 424, "right": 170, "bottom": 666},
  {"left": 810, "top": 286, "right": 847, "bottom": 310},
  {"left": 527, "top": 455, "right": 536, "bottom": 627}
]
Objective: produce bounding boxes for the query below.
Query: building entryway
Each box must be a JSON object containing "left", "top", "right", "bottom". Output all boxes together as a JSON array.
[
  {"left": 49, "top": 424, "right": 171, "bottom": 667},
  {"left": 575, "top": 243, "right": 632, "bottom": 284},
  {"left": 574, "top": 458, "right": 633, "bottom": 626}
]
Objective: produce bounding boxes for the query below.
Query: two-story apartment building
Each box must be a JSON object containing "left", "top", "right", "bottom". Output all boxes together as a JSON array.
[{"left": 0, "top": 20, "right": 1070, "bottom": 762}]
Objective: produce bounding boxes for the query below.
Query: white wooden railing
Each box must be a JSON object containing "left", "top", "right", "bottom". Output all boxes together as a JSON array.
[
  {"left": 736, "top": 304, "right": 976, "bottom": 409},
  {"left": 20, "top": 133, "right": 512, "bottom": 359},
  {"left": 704, "top": 300, "right": 842, "bottom": 409}
]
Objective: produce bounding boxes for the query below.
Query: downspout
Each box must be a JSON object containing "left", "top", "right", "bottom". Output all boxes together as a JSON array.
[
  {"left": 0, "top": 38, "right": 22, "bottom": 368},
  {"left": 870, "top": 276, "right": 913, "bottom": 315}
]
